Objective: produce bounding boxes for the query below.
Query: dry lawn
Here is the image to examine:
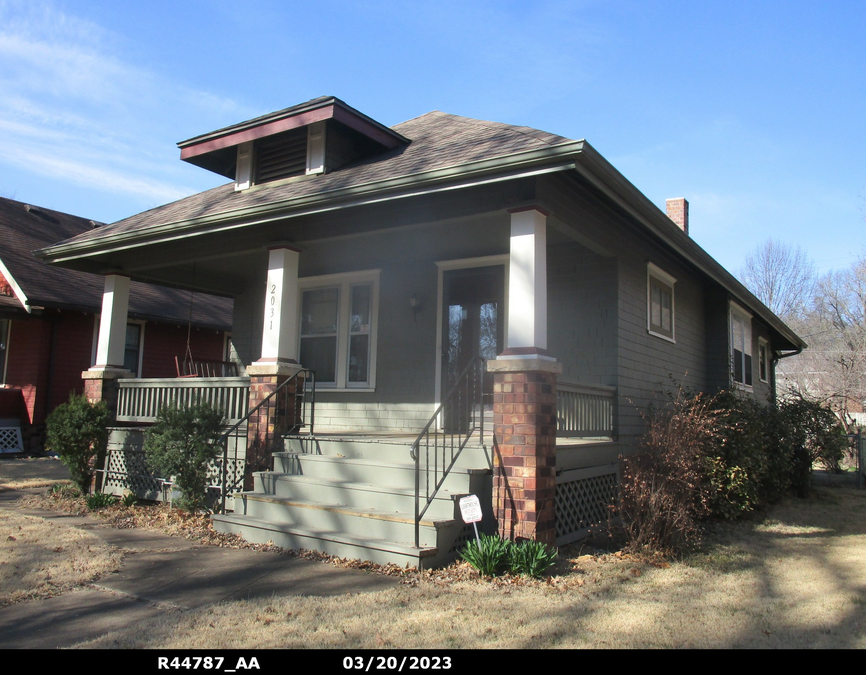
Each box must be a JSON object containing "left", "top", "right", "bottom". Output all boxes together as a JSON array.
[
  {"left": 0, "top": 457, "right": 71, "bottom": 491},
  {"left": 0, "top": 510, "right": 123, "bottom": 606},
  {"left": 73, "top": 487, "right": 866, "bottom": 649}
]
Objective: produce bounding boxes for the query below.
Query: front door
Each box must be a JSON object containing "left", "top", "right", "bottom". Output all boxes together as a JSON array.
[{"left": 441, "top": 266, "right": 504, "bottom": 429}]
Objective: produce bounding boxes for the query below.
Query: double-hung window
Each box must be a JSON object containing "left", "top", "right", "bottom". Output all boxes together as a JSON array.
[
  {"left": 298, "top": 270, "right": 379, "bottom": 389},
  {"left": 647, "top": 263, "right": 676, "bottom": 342},
  {"left": 758, "top": 338, "right": 769, "bottom": 384},
  {"left": 730, "top": 303, "right": 753, "bottom": 387}
]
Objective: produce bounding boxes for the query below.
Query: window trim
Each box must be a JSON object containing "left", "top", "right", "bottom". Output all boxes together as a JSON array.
[
  {"left": 124, "top": 320, "right": 145, "bottom": 377},
  {"left": 647, "top": 262, "right": 676, "bottom": 343},
  {"left": 758, "top": 337, "right": 769, "bottom": 384},
  {"left": 730, "top": 301, "right": 753, "bottom": 389},
  {"left": 297, "top": 269, "right": 380, "bottom": 391}
]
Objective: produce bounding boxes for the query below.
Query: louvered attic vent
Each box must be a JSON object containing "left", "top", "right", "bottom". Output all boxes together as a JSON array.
[{"left": 255, "top": 128, "right": 307, "bottom": 184}]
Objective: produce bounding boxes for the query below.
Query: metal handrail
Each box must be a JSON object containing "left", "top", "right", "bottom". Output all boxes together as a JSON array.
[
  {"left": 410, "top": 357, "right": 486, "bottom": 548},
  {"left": 217, "top": 368, "right": 315, "bottom": 513}
]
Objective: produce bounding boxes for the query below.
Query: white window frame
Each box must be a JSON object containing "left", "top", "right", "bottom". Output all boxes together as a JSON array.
[
  {"left": 91, "top": 315, "right": 145, "bottom": 376},
  {"left": 647, "top": 262, "right": 676, "bottom": 343},
  {"left": 730, "top": 302, "right": 753, "bottom": 389},
  {"left": 297, "top": 269, "right": 379, "bottom": 391},
  {"left": 124, "top": 320, "right": 146, "bottom": 377},
  {"left": 758, "top": 337, "right": 769, "bottom": 384}
]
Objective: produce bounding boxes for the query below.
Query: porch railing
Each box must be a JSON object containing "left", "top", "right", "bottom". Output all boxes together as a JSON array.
[
  {"left": 556, "top": 382, "right": 617, "bottom": 438},
  {"left": 217, "top": 368, "right": 315, "bottom": 513},
  {"left": 116, "top": 377, "right": 251, "bottom": 424},
  {"left": 410, "top": 357, "right": 486, "bottom": 549}
]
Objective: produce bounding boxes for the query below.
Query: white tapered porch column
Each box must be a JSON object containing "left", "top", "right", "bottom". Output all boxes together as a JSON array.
[
  {"left": 82, "top": 274, "right": 133, "bottom": 410},
  {"left": 93, "top": 274, "right": 131, "bottom": 369},
  {"left": 249, "top": 245, "right": 302, "bottom": 376},
  {"left": 503, "top": 206, "right": 553, "bottom": 358}
]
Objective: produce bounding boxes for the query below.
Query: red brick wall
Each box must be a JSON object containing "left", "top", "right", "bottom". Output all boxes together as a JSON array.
[
  {"left": 140, "top": 324, "right": 226, "bottom": 378},
  {"left": 5, "top": 317, "right": 52, "bottom": 424},
  {"left": 5, "top": 311, "right": 227, "bottom": 425}
]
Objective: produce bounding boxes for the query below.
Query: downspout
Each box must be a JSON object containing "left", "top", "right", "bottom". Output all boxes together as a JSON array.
[
  {"left": 770, "top": 346, "right": 804, "bottom": 405},
  {"left": 44, "top": 313, "right": 59, "bottom": 422}
]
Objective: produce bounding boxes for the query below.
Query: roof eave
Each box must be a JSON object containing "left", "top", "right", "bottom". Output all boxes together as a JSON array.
[
  {"left": 36, "top": 141, "right": 585, "bottom": 263},
  {"left": 571, "top": 144, "right": 805, "bottom": 350}
]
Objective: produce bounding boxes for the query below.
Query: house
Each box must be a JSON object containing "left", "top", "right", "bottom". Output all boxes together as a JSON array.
[
  {"left": 35, "top": 96, "right": 805, "bottom": 566},
  {"left": 0, "top": 196, "right": 234, "bottom": 453}
]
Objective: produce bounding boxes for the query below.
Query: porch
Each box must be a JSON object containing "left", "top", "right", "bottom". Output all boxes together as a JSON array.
[{"left": 99, "top": 370, "right": 620, "bottom": 565}]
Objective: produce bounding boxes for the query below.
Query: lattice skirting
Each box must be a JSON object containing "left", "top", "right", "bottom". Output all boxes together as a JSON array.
[
  {"left": 555, "top": 463, "right": 619, "bottom": 546},
  {"left": 102, "top": 446, "right": 246, "bottom": 506},
  {"left": 0, "top": 425, "right": 23, "bottom": 453}
]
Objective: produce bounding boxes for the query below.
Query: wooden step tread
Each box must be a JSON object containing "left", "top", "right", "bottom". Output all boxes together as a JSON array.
[
  {"left": 212, "top": 513, "right": 439, "bottom": 559},
  {"left": 236, "top": 492, "right": 455, "bottom": 529}
]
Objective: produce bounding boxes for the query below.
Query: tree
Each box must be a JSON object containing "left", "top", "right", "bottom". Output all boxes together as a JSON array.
[
  {"left": 775, "top": 256, "right": 866, "bottom": 429},
  {"left": 740, "top": 238, "right": 815, "bottom": 320}
]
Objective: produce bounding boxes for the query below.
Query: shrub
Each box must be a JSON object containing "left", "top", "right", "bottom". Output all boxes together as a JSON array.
[
  {"left": 45, "top": 394, "right": 109, "bottom": 495},
  {"left": 460, "top": 533, "right": 509, "bottom": 576},
  {"left": 507, "top": 538, "right": 558, "bottom": 578},
  {"left": 619, "top": 388, "right": 715, "bottom": 554},
  {"left": 86, "top": 492, "right": 117, "bottom": 510},
  {"left": 144, "top": 402, "right": 225, "bottom": 512},
  {"left": 121, "top": 491, "right": 138, "bottom": 507},
  {"left": 619, "top": 384, "right": 849, "bottom": 554}
]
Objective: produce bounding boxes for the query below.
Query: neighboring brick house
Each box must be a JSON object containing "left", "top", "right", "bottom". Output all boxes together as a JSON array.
[{"left": 0, "top": 197, "right": 232, "bottom": 451}]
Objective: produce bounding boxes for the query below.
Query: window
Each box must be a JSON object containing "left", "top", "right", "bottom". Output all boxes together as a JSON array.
[
  {"left": 758, "top": 338, "right": 769, "bottom": 383},
  {"left": 298, "top": 270, "right": 379, "bottom": 389},
  {"left": 730, "top": 303, "right": 752, "bottom": 387},
  {"left": 647, "top": 263, "right": 676, "bottom": 342},
  {"left": 123, "top": 322, "right": 144, "bottom": 376}
]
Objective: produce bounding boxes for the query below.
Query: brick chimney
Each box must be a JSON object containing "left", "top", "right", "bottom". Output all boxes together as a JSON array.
[{"left": 666, "top": 198, "right": 689, "bottom": 235}]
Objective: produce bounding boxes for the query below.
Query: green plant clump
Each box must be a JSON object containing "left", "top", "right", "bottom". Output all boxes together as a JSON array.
[
  {"left": 86, "top": 492, "right": 117, "bottom": 510},
  {"left": 144, "top": 402, "right": 225, "bottom": 512},
  {"left": 460, "top": 533, "right": 510, "bottom": 576},
  {"left": 121, "top": 492, "right": 138, "bottom": 507},
  {"left": 45, "top": 394, "right": 109, "bottom": 495},
  {"left": 461, "top": 534, "right": 557, "bottom": 578},
  {"left": 507, "top": 538, "right": 559, "bottom": 577}
]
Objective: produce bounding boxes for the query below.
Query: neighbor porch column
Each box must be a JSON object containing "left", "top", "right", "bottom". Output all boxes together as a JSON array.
[
  {"left": 487, "top": 207, "right": 561, "bottom": 545},
  {"left": 82, "top": 274, "right": 133, "bottom": 414},
  {"left": 245, "top": 246, "right": 305, "bottom": 489}
]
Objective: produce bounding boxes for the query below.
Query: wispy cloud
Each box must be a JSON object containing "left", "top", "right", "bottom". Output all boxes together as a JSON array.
[{"left": 0, "top": 0, "right": 248, "bottom": 210}]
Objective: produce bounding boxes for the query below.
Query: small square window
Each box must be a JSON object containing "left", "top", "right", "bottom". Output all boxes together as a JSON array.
[{"left": 647, "top": 263, "right": 676, "bottom": 342}]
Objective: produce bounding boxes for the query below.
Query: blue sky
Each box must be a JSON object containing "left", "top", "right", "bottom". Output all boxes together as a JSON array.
[{"left": 1, "top": 0, "right": 863, "bottom": 276}]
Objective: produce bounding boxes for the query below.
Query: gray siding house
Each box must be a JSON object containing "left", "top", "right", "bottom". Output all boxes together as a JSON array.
[{"left": 36, "top": 97, "right": 804, "bottom": 567}]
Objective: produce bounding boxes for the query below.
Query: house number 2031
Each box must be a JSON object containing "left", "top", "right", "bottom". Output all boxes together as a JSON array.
[{"left": 269, "top": 284, "right": 276, "bottom": 331}]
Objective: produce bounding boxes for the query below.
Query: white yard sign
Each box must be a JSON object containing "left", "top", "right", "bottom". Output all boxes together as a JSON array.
[{"left": 459, "top": 495, "right": 482, "bottom": 523}]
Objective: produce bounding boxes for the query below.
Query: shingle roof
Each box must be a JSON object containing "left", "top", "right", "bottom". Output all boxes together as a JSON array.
[
  {"left": 50, "top": 111, "right": 573, "bottom": 247},
  {"left": 0, "top": 197, "right": 232, "bottom": 329}
]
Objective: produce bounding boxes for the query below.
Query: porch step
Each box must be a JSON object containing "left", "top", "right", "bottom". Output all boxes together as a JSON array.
[
  {"left": 212, "top": 433, "right": 494, "bottom": 569},
  {"left": 211, "top": 513, "right": 442, "bottom": 568},
  {"left": 232, "top": 492, "right": 454, "bottom": 548},
  {"left": 273, "top": 452, "right": 490, "bottom": 493},
  {"left": 254, "top": 473, "right": 465, "bottom": 519},
  {"left": 282, "top": 435, "right": 492, "bottom": 469}
]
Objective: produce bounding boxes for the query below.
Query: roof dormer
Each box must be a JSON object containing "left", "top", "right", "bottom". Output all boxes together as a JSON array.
[{"left": 177, "top": 96, "right": 409, "bottom": 191}]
